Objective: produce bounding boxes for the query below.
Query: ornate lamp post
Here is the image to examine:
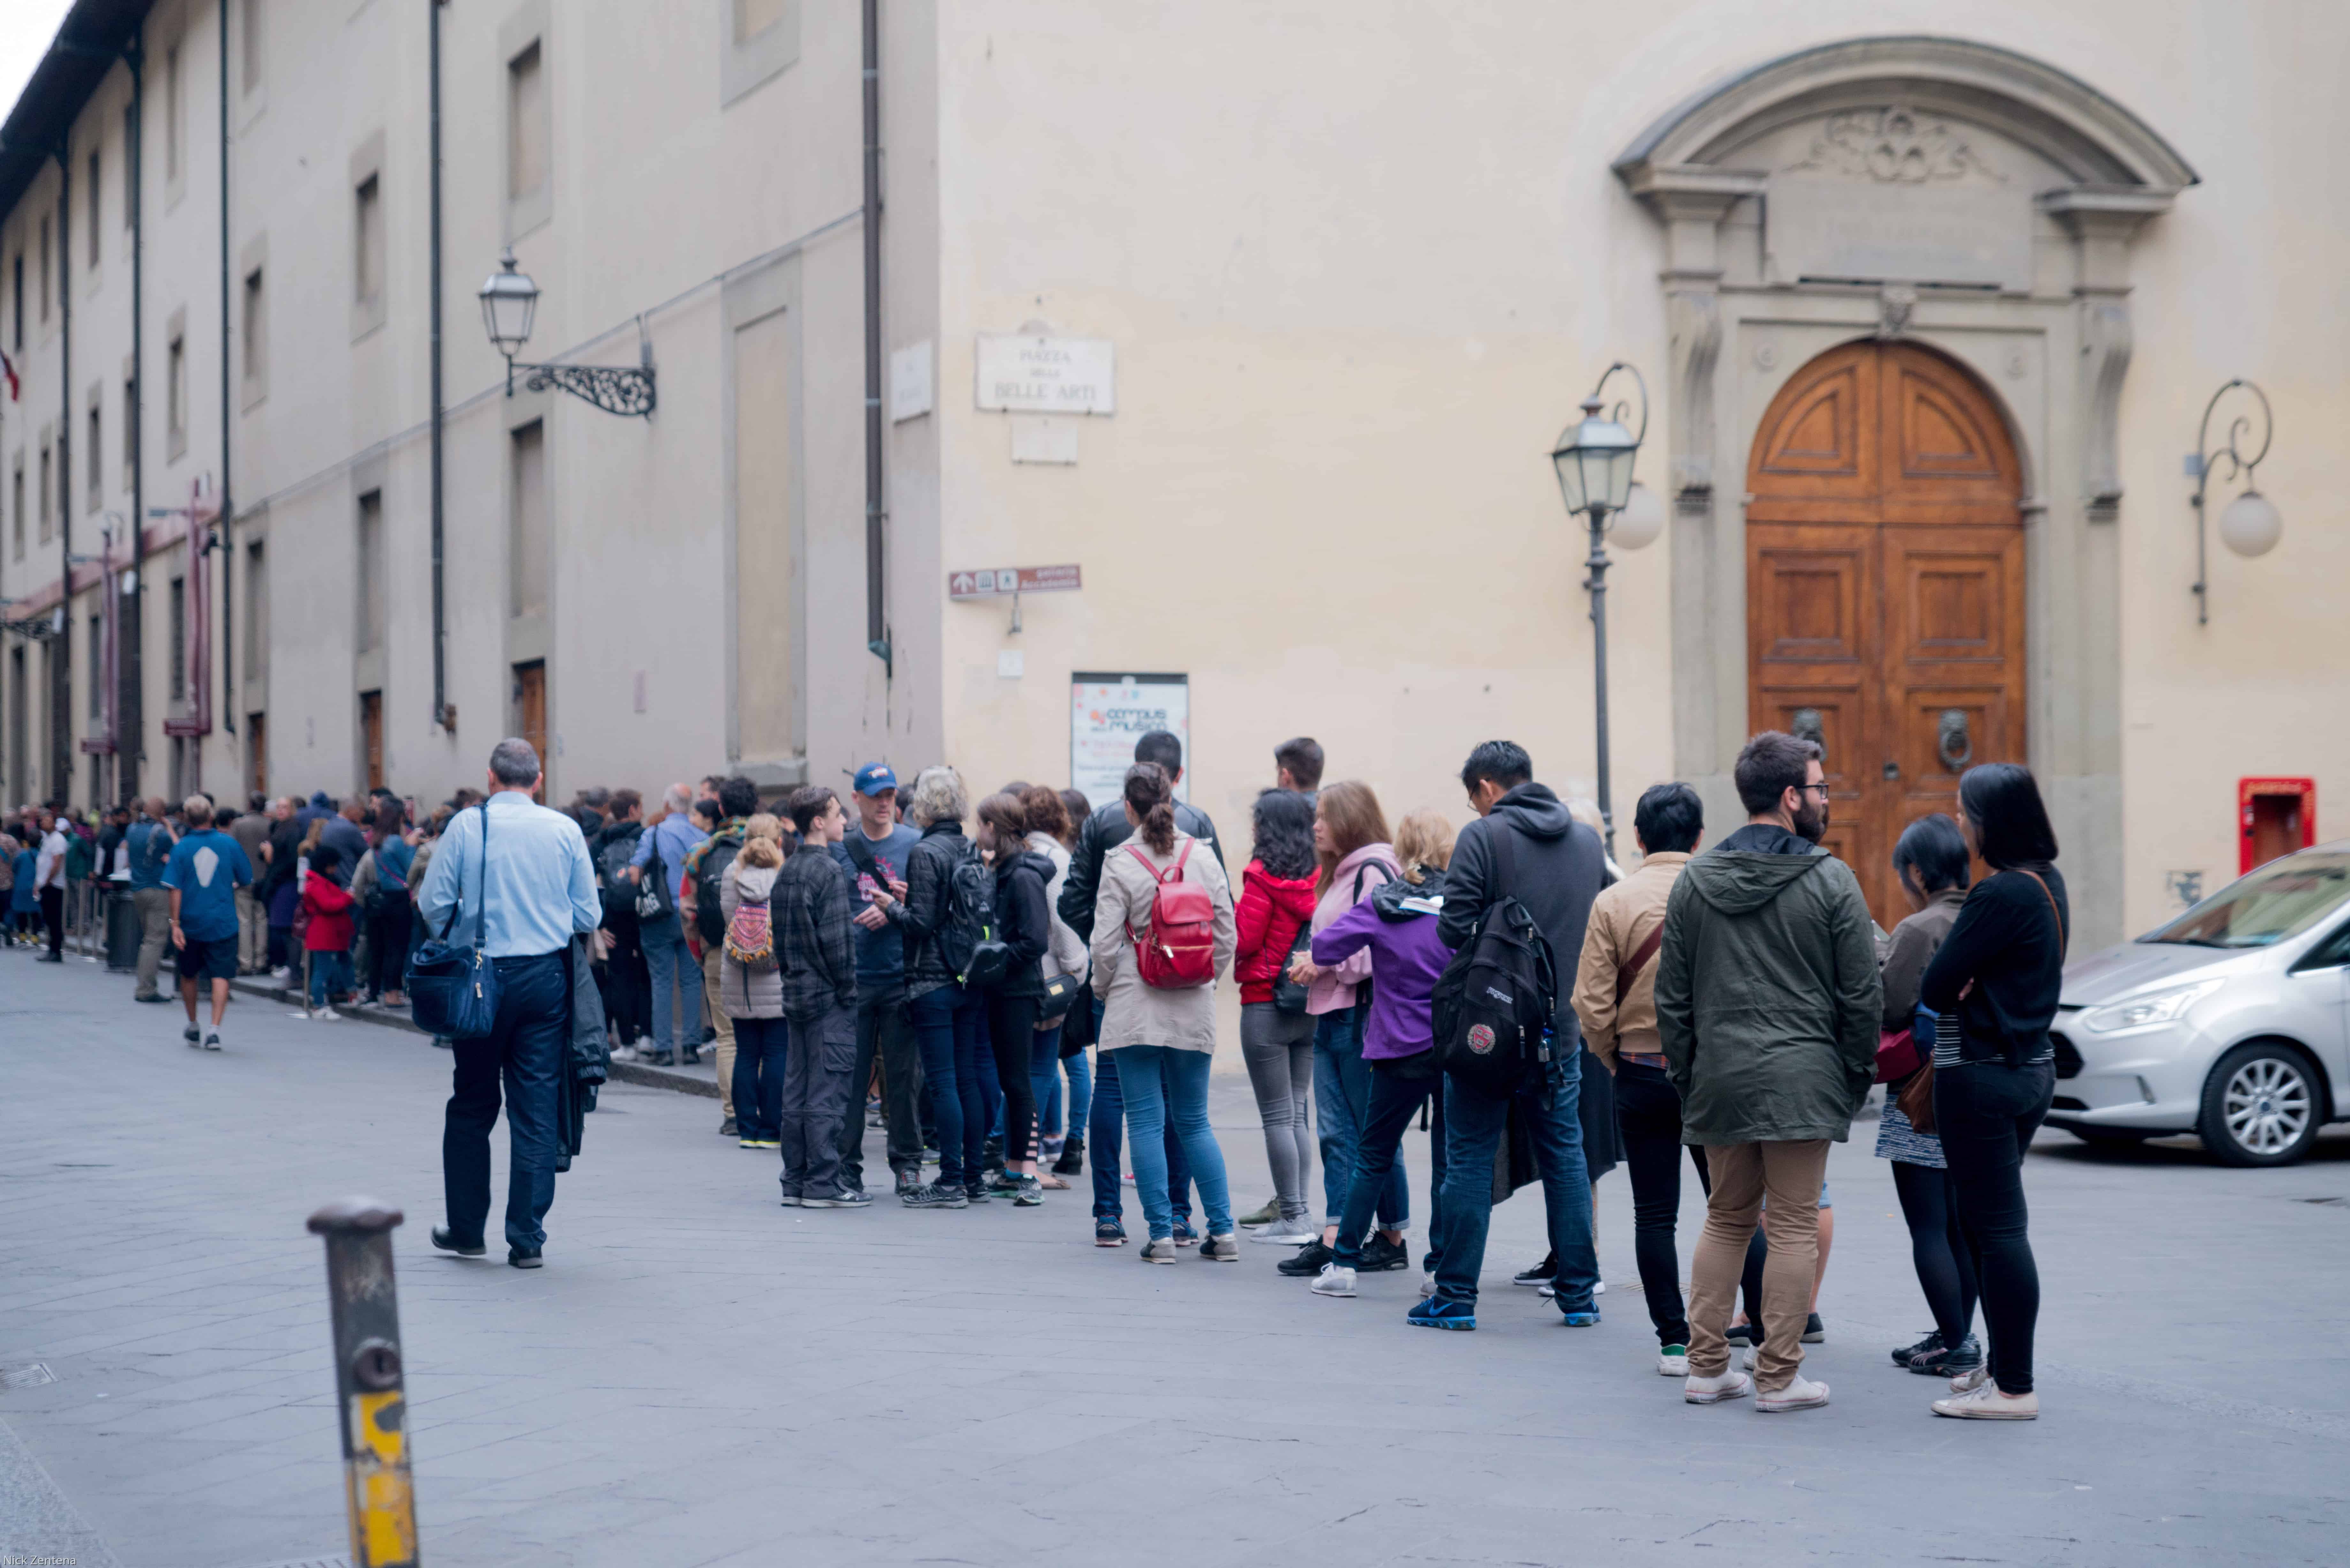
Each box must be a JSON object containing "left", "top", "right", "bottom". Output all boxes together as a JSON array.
[
  {"left": 1550, "top": 362, "right": 1664, "bottom": 855},
  {"left": 2189, "top": 378, "right": 2281, "bottom": 624},
  {"left": 478, "top": 250, "right": 657, "bottom": 418}
]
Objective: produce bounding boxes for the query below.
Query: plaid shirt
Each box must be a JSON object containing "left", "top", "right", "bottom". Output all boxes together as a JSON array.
[{"left": 775, "top": 842, "right": 857, "bottom": 1020}]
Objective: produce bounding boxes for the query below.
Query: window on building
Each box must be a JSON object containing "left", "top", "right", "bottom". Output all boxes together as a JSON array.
[
  {"left": 87, "top": 150, "right": 100, "bottom": 269},
  {"left": 165, "top": 45, "right": 183, "bottom": 181},
  {"left": 169, "top": 577, "right": 186, "bottom": 700},
  {"left": 38, "top": 440, "right": 52, "bottom": 543},
  {"left": 354, "top": 174, "right": 383, "bottom": 311},
  {"left": 241, "top": 268, "right": 266, "bottom": 396},
  {"left": 86, "top": 402, "right": 100, "bottom": 511},
  {"left": 508, "top": 41, "right": 547, "bottom": 204},
  {"left": 244, "top": 541, "right": 265, "bottom": 681},
  {"left": 509, "top": 421, "right": 547, "bottom": 618},
  {"left": 357, "top": 490, "right": 385, "bottom": 653},
  {"left": 87, "top": 615, "right": 103, "bottom": 721},
  {"left": 167, "top": 332, "right": 186, "bottom": 446},
  {"left": 241, "top": 0, "right": 264, "bottom": 97},
  {"left": 39, "top": 215, "right": 51, "bottom": 320},
  {"left": 736, "top": 0, "right": 791, "bottom": 42}
]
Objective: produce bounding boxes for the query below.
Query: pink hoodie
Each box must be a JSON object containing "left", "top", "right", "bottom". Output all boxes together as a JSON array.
[{"left": 1305, "top": 841, "right": 1399, "bottom": 1016}]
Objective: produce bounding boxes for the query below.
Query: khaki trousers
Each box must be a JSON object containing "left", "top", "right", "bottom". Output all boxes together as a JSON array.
[
  {"left": 133, "top": 887, "right": 173, "bottom": 998},
  {"left": 237, "top": 886, "right": 267, "bottom": 973},
  {"left": 701, "top": 945, "right": 736, "bottom": 1119},
  {"left": 1687, "top": 1138, "right": 1828, "bottom": 1391}
]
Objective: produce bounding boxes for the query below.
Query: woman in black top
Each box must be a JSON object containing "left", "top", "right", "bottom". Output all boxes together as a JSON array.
[
  {"left": 973, "top": 792, "right": 1054, "bottom": 1206},
  {"left": 1918, "top": 764, "right": 2068, "bottom": 1421}
]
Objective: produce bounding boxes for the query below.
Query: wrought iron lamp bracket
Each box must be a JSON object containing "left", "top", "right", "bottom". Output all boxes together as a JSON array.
[{"left": 2189, "top": 378, "right": 2272, "bottom": 626}]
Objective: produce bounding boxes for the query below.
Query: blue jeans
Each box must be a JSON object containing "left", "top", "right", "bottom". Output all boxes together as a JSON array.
[
  {"left": 1332, "top": 1060, "right": 1447, "bottom": 1270},
  {"left": 731, "top": 1015, "right": 789, "bottom": 1143},
  {"left": 1436, "top": 1050, "right": 1598, "bottom": 1311},
  {"left": 1089, "top": 1038, "right": 1192, "bottom": 1226},
  {"left": 307, "top": 949, "right": 354, "bottom": 1007},
  {"left": 1314, "top": 1009, "right": 1406, "bottom": 1228},
  {"left": 1112, "top": 1045, "right": 1231, "bottom": 1240},
  {"left": 1030, "top": 1026, "right": 1065, "bottom": 1136},
  {"left": 441, "top": 952, "right": 566, "bottom": 1252},
  {"left": 641, "top": 919, "right": 701, "bottom": 1056},
  {"left": 908, "top": 983, "right": 988, "bottom": 1187}
]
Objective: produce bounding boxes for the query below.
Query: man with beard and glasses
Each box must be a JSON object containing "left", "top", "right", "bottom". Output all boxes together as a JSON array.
[{"left": 1654, "top": 730, "right": 1879, "bottom": 1415}]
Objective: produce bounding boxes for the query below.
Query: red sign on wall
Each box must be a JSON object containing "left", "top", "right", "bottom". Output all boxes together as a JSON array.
[
  {"left": 2240, "top": 777, "right": 2317, "bottom": 874},
  {"left": 947, "top": 564, "right": 1082, "bottom": 599}
]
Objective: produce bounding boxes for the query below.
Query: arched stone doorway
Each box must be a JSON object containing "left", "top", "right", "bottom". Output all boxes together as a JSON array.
[{"left": 1745, "top": 340, "right": 2023, "bottom": 923}]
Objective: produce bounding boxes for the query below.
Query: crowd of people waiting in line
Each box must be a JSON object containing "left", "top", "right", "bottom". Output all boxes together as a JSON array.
[{"left": 6, "top": 718, "right": 2069, "bottom": 1422}]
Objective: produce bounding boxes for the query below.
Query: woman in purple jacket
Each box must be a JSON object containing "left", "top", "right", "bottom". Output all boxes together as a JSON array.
[{"left": 1304, "top": 810, "right": 1457, "bottom": 1299}]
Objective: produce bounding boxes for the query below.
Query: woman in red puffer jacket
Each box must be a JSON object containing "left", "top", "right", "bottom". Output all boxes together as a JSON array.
[{"left": 1233, "top": 788, "right": 1323, "bottom": 1244}]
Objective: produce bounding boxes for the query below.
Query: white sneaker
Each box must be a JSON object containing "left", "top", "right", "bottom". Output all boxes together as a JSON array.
[
  {"left": 1419, "top": 1270, "right": 1437, "bottom": 1299},
  {"left": 268, "top": 966, "right": 291, "bottom": 981},
  {"left": 314, "top": 1007, "right": 343, "bottom": 1021},
  {"left": 1755, "top": 1374, "right": 1831, "bottom": 1413},
  {"left": 1594, "top": 1277, "right": 1606, "bottom": 1295},
  {"left": 1932, "top": 1382, "right": 2038, "bottom": 1420},
  {"left": 202, "top": 1031, "right": 222, "bottom": 1052},
  {"left": 1742, "top": 1346, "right": 1759, "bottom": 1370},
  {"left": 1684, "top": 1369, "right": 1752, "bottom": 1405},
  {"left": 1948, "top": 1364, "right": 1990, "bottom": 1394},
  {"left": 1310, "top": 1263, "right": 1358, "bottom": 1298},
  {"left": 1249, "top": 1224, "right": 1321, "bottom": 1245},
  {"left": 1658, "top": 1347, "right": 1689, "bottom": 1376}
]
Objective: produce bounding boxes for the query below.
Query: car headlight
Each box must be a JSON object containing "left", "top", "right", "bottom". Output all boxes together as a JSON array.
[{"left": 2079, "top": 977, "right": 2225, "bottom": 1035}]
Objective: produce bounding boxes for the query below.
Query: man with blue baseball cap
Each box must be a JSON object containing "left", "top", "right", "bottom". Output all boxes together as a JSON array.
[{"left": 831, "top": 762, "right": 927, "bottom": 1195}]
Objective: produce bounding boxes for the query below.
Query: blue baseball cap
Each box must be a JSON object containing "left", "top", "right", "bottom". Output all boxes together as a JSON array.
[{"left": 852, "top": 763, "right": 898, "bottom": 797}]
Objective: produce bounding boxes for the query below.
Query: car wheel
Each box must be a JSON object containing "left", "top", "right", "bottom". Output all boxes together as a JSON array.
[
  {"left": 2067, "top": 1127, "right": 2151, "bottom": 1151},
  {"left": 2196, "top": 1042, "right": 2322, "bottom": 1167}
]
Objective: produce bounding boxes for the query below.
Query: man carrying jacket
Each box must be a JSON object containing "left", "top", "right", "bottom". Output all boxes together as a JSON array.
[
  {"left": 1654, "top": 730, "right": 1878, "bottom": 1413},
  {"left": 1421, "top": 740, "right": 1606, "bottom": 1331}
]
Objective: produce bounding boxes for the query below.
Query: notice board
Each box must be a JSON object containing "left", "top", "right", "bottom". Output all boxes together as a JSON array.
[{"left": 1071, "top": 673, "right": 1189, "bottom": 809}]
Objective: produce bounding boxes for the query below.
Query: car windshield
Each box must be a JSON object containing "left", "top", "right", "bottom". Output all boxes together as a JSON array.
[{"left": 2145, "top": 853, "right": 2350, "bottom": 948}]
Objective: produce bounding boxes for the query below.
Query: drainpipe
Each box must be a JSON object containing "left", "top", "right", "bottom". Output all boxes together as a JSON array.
[
  {"left": 124, "top": 37, "right": 145, "bottom": 801},
  {"left": 429, "top": 0, "right": 448, "bottom": 730},
  {"left": 861, "top": 0, "right": 888, "bottom": 676},
  {"left": 53, "top": 144, "right": 73, "bottom": 803},
  {"left": 217, "top": 0, "right": 234, "bottom": 764}
]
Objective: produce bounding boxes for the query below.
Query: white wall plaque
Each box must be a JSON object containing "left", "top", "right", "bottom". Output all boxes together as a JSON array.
[
  {"left": 890, "top": 340, "right": 934, "bottom": 423},
  {"left": 1767, "top": 178, "right": 2033, "bottom": 290},
  {"left": 1071, "top": 673, "right": 1188, "bottom": 807},
  {"left": 977, "top": 335, "right": 1115, "bottom": 415},
  {"left": 1010, "top": 417, "right": 1080, "bottom": 464}
]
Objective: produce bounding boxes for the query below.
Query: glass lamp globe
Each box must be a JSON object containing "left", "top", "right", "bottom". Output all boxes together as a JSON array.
[
  {"left": 1551, "top": 396, "right": 1640, "bottom": 516},
  {"left": 478, "top": 249, "right": 540, "bottom": 359},
  {"left": 1610, "top": 482, "right": 1666, "bottom": 550},
  {"left": 2217, "top": 489, "right": 2282, "bottom": 558}
]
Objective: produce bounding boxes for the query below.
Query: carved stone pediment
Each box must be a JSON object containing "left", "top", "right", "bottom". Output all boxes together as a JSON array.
[{"left": 1786, "top": 107, "right": 2008, "bottom": 187}]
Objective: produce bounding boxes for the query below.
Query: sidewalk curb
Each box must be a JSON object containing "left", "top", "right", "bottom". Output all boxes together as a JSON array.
[{"left": 212, "top": 972, "right": 721, "bottom": 1097}]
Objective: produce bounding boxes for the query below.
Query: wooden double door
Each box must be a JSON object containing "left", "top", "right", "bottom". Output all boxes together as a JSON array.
[{"left": 1746, "top": 341, "right": 2025, "bottom": 926}]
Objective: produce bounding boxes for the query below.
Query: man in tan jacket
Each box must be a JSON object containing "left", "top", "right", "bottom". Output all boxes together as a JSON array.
[{"left": 1570, "top": 782, "right": 1708, "bottom": 1376}]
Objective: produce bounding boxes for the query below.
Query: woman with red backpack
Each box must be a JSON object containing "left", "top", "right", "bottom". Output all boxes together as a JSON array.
[
  {"left": 1089, "top": 762, "right": 1239, "bottom": 1263},
  {"left": 719, "top": 814, "right": 790, "bottom": 1150},
  {"left": 1232, "top": 788, "right": 1323, "bottom": 1246}
]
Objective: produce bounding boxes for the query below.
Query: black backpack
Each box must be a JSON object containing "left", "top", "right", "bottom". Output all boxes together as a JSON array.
[
  {"left": 693, "top": 832, "right": 745, "bottom": 947},
  {"left": 939, "top": 842, "right": 1010, "bottom": 989},
  {"left": 1430, "top": 826, "right": 1558, "bottom": 1096},
  {"left": 595, "top": 829, "right": 640, "bottom": 919}
]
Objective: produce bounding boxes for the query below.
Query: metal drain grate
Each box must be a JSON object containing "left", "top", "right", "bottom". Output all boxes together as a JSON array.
[{"left": 0, "top": 1361, "right": 58, "bottom": 1389}]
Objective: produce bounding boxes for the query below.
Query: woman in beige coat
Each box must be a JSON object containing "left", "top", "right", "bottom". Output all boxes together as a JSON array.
[{"left": 1090, "top": 762, "right": 1239, "bottom": 1262}]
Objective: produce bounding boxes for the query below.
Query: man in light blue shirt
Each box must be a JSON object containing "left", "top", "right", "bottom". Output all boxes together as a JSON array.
[
  {"left": 418, "top": 738, "right": 602, "bottom": 1269},
  {"left": 627, "top": 782, "right": 710, "bottom": 1066}
]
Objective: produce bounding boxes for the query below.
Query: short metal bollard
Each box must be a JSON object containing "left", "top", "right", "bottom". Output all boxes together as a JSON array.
[{"left": 307, "top": 1197, "right": 420, "bottom": 1567}]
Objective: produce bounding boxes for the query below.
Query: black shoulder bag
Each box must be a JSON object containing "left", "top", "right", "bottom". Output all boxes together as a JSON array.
[{"left": 406, "top": 805, "right": 504, "bottom": 1039}]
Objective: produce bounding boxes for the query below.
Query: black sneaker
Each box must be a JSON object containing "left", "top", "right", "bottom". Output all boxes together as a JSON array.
[
  {"left": 1909, "top": 1333, "right": 1983, "bottom": 1377},
  {"left": 719, "top": 1117, "right": 739, "bottom": 1137},
  {"left": 902, "top": 1181, "right": 968, "bottom": 1209},
  {"left": 681, "top": 1045, "right": 702, "bottom": 1065},
  {"left": 1725, "top": 1321, "right": 1756, "bottom": 1347},
  {"left": 1512, "top": 1251, "right": 1558, "bottom": 1287},
  {"left": 986, "top": 1168, "right": 1024, "bottom": 1193},
  {"left": 1801, "top": 1312, "right": 1825, "bottom": 1345},
  {"left": 1011, "top": 1175, "right": 1044, "bottom": 1207},
  {"left": 894, "top": 1169, "right": 922, "bottom": 1196},
  {"left": 430, "top": 1227, "right": 486, "bottom": 1257},
  {"left": 1052, "top": 1136, "right": 1085, "bottom": 1177},
  {"left": 183, "top": 1023, "right": 202, "bottom": 1047},
  {"left": 1360, "top": 1234, "right": 1412, "bottom": 1273},
  {"left": 1892, "top": 1329, "right": 1945, "bottom": 1368},
  {"left": 964, "top": 1182, "right": 993, "bottom": 1204},
  {"left": 1277, "top": 1240, "right": 1334, "bottom": 1278}
]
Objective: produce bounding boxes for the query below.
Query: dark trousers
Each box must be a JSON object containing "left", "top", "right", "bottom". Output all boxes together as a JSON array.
[
  {"left": 1893, "top": 1158, "right": 1979, "bottom": 1348},
  {"left": 842, "top": 986, "right": 922, "bottom": 1184},
  {"left": 1090, "top": 1041, "right": 1191, "bottom": 1227},
  {"left": 782, "top": 1005, "right": 857, "bottom": 1199},
  {"left": 1615, "top": 1060, "right": 1718, "bottom": 1347},
  {"left": 1437, "top": 1053, "right": 1597, "bottom": 1311},
  {"left": 1332, "top": 1059, "right": 1447, "bottom": 1270},
  {"left": 1937, "top": 1059, "right": 2054, "bottom": 1395},
  {"left": 368, "top": 899, "right": 413, "bottom": 996},
  {"left": 732, "top": 1016, "right": 789, "bottom": 1142},
  {"left": 441, "top": 952, "right": 567, "bottom": 1253},
  {"left": 909, "top": 983, "right": 987, "bottom": 1187},
  {"left": 983, "top": 989, "right": 1040, "bottom": 1165},
  {"left": 40, "top": 885, "right": 64, "bottom": 957}
]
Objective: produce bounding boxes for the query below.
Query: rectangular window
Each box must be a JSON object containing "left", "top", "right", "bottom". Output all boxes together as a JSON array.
[
  {"left": 87, "top": 150, "right": 100, "bottom": 269},
  {"left": 359, "top": 691, "right": 383, "bottom": 791},
  {"left": 246, "top": 711, "right": 266, "bottom": 795},
  {"left": 86, "top": 401, "right": 100, "bottom": 510},
  {"left": 38, "top": 440, "right": 51, "bottom": 543},
  {"left": 357, "top": 489, "right": 385, "bottom": 653},
  {"left": 39, "top": 215, "right": 51, "bottom": 320},
  {"left": 167, "top": 333, "right": 186, "bottom": 445},
  {"left": 509, "top": 420, "right": 547, "bottom": 617},
  {"left": 165, "top": 46, "right": 183, "bottom": 182},
  {"left": 244, "top": 541, "right": 266, "bottom": 681},
  {"left": 87, "top": 616, "right": 102, "bottom": 721},
  {"left": 241, "top": 0, "right": 264, "bottom": 97},
  {"left": 507, "top": 41, "right": 547, "bottom": 203},
  {"left": 737, "top": 0, "right": 791, "bottom": 41},
  {"left": 169, "top": 577, "right": 186, "bottom": 700},
  {"left": 241, "top": 268, "right": 266, "bottom": 396},
  {"left": 354, "top": 175, "right": 383, "bottom": 310},
  {"left": 511, "top": 661, "right": 547, "bottom": 795}
]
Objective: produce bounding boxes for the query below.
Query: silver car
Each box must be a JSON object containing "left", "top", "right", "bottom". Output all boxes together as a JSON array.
[{"left": 2050, "top": 843, "right": 2350, "bottom": 1165}]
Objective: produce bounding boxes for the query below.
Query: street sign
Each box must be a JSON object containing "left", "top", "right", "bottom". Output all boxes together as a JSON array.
[
  {"left": 976, "top": 335, "right": 1115, "bottom": 415},
  {"left": 947, "top": 564, "right": 1081, "bottom": 599}
]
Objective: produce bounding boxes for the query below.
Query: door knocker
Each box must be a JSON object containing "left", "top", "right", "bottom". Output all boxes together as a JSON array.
[{"left": 1937, "top": 709, "right": 1973, "bottom": 772}]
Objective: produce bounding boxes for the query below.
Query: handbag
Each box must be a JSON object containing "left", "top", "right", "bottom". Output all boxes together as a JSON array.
[
  {"left": 1270, "top": 920, "right": 1314, "bottom": 1014},
  {"left": 1037, "top": 969, "right": 1081, "bottom": 1025},
  {"left": 1875, "top": 1026, "right": 1924, "bottom": 1085},
  {"left": 634, "top": 837, "right": 672, "bottom": 923},
  {"left": 406, "top": 805, "right": 503, "bottom": 1039}
]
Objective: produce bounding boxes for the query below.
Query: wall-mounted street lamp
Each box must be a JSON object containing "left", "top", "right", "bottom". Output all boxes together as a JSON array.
[
  {"left": 1550, "top": 362, "right": 1664, "bottom": 855},
  {"left": 0, "top": 600, "right": 64, "bottom": 642},
  {"left": 478, "top": 249, "right": 657, "bottom": 418},
  {"left": 2190, "top": 379, "right": 2281, "bottom": 625}
]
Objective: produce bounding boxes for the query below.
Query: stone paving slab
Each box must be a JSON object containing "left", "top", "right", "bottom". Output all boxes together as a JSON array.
[{"left": 6, "top": 945, "right": 2350, "bottom": 1566}]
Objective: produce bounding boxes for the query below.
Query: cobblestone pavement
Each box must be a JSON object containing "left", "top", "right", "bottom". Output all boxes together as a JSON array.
[{"left": 4, "top": 948, "right": 2347, "bottom": 1567}]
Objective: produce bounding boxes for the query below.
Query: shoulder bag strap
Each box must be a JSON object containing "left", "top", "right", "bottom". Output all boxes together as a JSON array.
[
  {"left": 471, "top": 804, "right": 492, "bottom": 951},
  {"left": 2015, "top": 867, "right": 2066, "bottom": 956},
  {"left": 1489, "top": 819, "right": 1519, "bottom": 905},
  {"left": 1615, "top": 920, "right": 1666, "bottom": 1007}
]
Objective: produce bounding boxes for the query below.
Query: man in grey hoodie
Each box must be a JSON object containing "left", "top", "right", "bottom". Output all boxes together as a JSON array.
[{"left": 1655, "top": 731, "right": 1879, "bottom": 1412}]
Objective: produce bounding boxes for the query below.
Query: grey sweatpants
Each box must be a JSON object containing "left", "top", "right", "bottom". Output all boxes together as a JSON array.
[{"left": 1240, "top": 1002, "right": 1317, "bottom": 1224}]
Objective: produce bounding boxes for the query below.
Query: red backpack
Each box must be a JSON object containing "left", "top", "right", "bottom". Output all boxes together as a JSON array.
[{"left": 1125, "top": 841, "right": 1217, "bottom": 989}]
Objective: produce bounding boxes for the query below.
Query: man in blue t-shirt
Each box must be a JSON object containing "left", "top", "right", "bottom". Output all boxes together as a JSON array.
[
  {"left": 830, "top": 763, "right": 924, "bottom": 1195},
  {"left": 126, "top": 797, "right": 178, "bottom": 1002},
  {"left": 163, "top": 795, "right": 256, "bottom": 1051}
]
